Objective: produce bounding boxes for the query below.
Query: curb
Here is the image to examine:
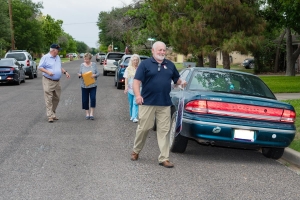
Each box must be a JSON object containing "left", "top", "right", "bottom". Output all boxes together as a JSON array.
[{"left": 282, "top": 147, "right": 300, "bottom": 167}]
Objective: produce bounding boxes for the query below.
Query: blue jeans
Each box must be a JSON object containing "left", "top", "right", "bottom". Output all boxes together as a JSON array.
[
  {"left": 128, "top": 93, "right": 138, "bottom": 119},
  {"left": 82, "top": 87, "right": 97, "bottom": 110}
]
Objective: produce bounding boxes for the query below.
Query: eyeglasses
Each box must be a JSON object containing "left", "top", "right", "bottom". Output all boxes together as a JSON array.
[{"left": 158, "top": 64, "right": 161, "bottom": 72}]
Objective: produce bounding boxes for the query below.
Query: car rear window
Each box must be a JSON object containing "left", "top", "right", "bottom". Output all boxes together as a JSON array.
[
  {"left": 189, "top": 70, "right": 275, "bottom": 99},
  {"left": 0, "top": 60, "right": 14, "bottom": 66},
  {"left": 6, "top": 53, "right": 26, "bottom": 61},
  {"left": 107, "top": 53, "right": 124, "bottom": 60}
]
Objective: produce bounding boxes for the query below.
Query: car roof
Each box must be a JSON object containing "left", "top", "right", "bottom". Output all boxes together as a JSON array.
[{"left": 186, "top": 67, "right": 255, "bottom": 76}]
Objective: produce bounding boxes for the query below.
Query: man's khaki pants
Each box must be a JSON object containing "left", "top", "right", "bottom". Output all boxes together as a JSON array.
[
  {"left": 42, "top": 77, "right": 61, "bottom": 119},
  {"left": 133, "top": 105, "right": 171, "bottom": 163}
]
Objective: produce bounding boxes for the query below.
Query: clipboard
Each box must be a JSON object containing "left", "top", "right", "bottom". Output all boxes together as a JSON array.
[{"left": 82, "top": 71, "right": 95, "bottom": 86}]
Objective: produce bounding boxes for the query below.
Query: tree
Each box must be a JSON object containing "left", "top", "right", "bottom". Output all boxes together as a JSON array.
[
  {"left": 262, "top": 0, "right": 300, "bottom": 76},
  {"left": 0, "top": 0, "right": 11, "bottom": 54},
  {"left": 76, "top": 41, "right": 88, "bottom": 53},
  {"left": 11, "top": 0, "right": 44, "bottom": 52},
  {"left": 41, "top": 14, "right": 63, "bottom": 52}
]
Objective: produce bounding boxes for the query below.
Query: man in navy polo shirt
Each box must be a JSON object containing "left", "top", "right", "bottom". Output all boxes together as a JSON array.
[
  {"left": 130, "top": 41, "right": 186, "bottom": 168},
  {"left": 39, "top": 44, "right": 70, "bottom": 123}
]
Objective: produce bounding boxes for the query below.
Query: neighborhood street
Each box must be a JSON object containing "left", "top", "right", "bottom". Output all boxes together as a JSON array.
[{"left": 0, "top": 58, "right": 299, "bottom": 200}]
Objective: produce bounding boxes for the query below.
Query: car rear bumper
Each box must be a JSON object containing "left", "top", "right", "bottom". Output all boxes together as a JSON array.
[
  {"left": 180, "top": 118, "right": 296, "bottom": 148},
  {"left": 104, "top": 66, "right": 116, "bottom": 72},
  {"left": 0, "top": 74, "right": 18, "bottom": 82}
]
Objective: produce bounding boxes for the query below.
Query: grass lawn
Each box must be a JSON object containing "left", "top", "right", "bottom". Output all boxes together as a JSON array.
[{"left": 175, "top": 63, "right": 300, "bottom": 152}]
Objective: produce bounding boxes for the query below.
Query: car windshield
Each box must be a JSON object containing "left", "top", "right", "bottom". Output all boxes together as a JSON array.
[
  {"left": 188, "top": 70, "right": 275, "bottom": 99},
  {"left": 107, "top": 53, "right": 124, "bottom": 60},
  {"left": 6, "top": 53, "right": 26, "bottom": 61},
  {"left": 0, "top": 60, "right": 14, "bottom": 66}
]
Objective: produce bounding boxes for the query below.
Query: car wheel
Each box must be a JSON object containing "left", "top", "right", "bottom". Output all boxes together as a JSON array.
[
  {"left": 169, "top": 112, "right": 188, "bottom": 153},
  {"left": 29, "top": 69, "right": 34, "bottom": 79},
  {"left": 262, "top": 147, "right": 284, "bottom": 159},
  {"left": 15, "top": 76, "right": 21, "bottom": 85},
  {"left": 249, "top": 63, "right": 255, "bottom": 69},
  {"left": 103, "top": 70, "right": 107, "bottom": 76},
  {"left": 117, "top": 82, "right": 122, "bottom": 89},
  {"left": 34, "top": 69, "right": 38, "bottom": 78}
]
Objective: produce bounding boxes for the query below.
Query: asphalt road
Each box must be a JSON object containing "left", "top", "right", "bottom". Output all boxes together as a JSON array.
[{"left": 0, "top": 58, "right": 300, "bottom": 200}]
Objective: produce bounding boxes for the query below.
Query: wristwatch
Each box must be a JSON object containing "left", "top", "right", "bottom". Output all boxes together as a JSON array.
[{"left": 64, "top": 71, "right": 67, "bottom": 74}]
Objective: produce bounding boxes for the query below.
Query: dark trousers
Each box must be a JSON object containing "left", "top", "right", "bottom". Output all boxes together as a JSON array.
[{"left": 82, "top": 86, "right": 97, "bottom": 110}]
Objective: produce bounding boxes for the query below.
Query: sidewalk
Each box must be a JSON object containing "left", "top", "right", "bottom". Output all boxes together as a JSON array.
[{"left": 275, "top": 93, "right": 300, "bottom": 167}]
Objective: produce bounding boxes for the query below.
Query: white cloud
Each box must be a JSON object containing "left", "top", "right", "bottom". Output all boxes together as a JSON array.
[{"left": 33, "top": 0, "right": 133, "bottom": 48}]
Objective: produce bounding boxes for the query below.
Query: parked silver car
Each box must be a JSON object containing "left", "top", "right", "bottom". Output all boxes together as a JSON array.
[
  {"left": 103, "top": 52, "right": 125, "bottom": 76},
  {"left": 4, "top": 50, "right": 37, "bottom": 79}
]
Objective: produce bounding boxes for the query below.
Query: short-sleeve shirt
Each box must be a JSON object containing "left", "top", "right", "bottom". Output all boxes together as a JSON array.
[
  {"left": 38, "top": 53, "right": 62, "bottom": 80},
  {"left": 78, "top": 62, "right": 100, "bottom": 88},
  {"left": 134, "top": 57, "right": 180, "bottom": 106}
]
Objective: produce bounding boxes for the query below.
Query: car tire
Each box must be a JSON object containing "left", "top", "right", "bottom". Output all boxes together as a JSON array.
[
  {"left": 15, "top": 76, "right": 21, "bottom": 85},
  {"left": 117, "top": 82, "right": 122, "bottom": 89},
  {"left": 262, "top": 147, "right": 284, "bottom": 159},
  {"left": 29, "top": 69, "right": 34, "bottom": 79},
  {"left": 103, "top": 70, "right": 107, "bottom": 76},
  {"left": 34, "top": 69, "right": 38, "bottom": 78},
  {"left": 169, "top": 112, "right": 188, "bottom": 153}
]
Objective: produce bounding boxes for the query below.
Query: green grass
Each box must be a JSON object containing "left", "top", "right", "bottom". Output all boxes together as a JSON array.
[
  {"left": 259, "top": 76, "right": 300, "bottom": 93},
  {"left": 281, "top": 100, "right": 300, "bottom": 152}
]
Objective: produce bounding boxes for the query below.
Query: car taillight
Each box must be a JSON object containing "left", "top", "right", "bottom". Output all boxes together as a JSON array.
[
  {"left": 185, "top": 100, "right": 296, "bottom": 123},
  {"left": 26, "top": 60, "right": 30, "bottom": 66},
  {"left": 281, "top": 109, "right": 296, "bottom": 123},
  {"left": 185, "top": 100, "right": 208, "bottom": 113},
  {"left": 120, "top": 65, "right": 125, "bottom": 68},
  {"left": 103, "top": 60, "right": 107, "bottom": 65}
]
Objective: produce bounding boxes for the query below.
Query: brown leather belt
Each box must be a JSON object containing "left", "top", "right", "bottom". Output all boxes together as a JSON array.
[{"left": 43, "top": 76, "right": 59, "bottom": 82}]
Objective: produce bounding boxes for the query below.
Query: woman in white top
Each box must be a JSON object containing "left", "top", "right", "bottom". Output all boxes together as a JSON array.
[{"left": 123, "top": 54, "right": 141, "bottom": 122}]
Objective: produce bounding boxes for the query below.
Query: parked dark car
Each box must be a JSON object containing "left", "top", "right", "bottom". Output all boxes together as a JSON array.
[
  {"left": 242, "top": 58, "right": 254, "bottom": 69},
  {"left": 0, "top": 58, "right": 26, "bottom": 85},
  {"left": 114, "top": 55, "right": 149, "bottom": 89},
  {"left": 5, "top": 50, "right": 37, "bottom": 79},
  {"left": 168, "top": 67, "right": 296, "bottom": 159}
]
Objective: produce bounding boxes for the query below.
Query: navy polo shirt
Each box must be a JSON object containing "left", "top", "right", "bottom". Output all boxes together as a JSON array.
[{"left": 134, "top": 57, "right": 180, "bottom": 106}]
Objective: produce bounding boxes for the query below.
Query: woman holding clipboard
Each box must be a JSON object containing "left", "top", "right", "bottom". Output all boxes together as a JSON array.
[{"left": 78, "top": 53, "right": 100, "bottom": 120}]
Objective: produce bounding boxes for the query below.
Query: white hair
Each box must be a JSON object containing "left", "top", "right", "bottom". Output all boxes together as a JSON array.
[
  {"left": 152, "top": 41, "right": 166, "bottom": 50},
  {"left": 50, "top": 48, "right": 56, "bottom": 51}
]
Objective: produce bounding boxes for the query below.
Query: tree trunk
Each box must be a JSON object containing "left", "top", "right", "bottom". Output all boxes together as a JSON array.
[
  {"left": 222, "top": 51, "right": 230, "bottom": 69},
  {"left": 286, "top": 28, "right": 295, "bottom": 76},
  {"left": 197, "top": 53, "right": 204, "bottom": 67},
  {"left": 274, "top": 29, "right": 286, "bottom": 73},
  {"left": 209, "top": 53, "right": 217, "bottom": 68}
]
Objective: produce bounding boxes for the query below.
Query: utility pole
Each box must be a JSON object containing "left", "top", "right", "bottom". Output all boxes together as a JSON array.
[{"left": 8, "top": 0, "right": 15, "bottom": 50}]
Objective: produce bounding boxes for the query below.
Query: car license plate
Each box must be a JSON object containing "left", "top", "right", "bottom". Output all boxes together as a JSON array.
[{"left": 234, "top": 129, "right": 254, "bottom": 142}]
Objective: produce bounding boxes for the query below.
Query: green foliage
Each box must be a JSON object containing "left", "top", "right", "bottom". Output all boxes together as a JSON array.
[
  {"left": 0, "top": 0, "right": 10, "bottom": 52},
  {"left": 41, "top": 15, "right": 63, "bottom": 51},
  {"left": 11, "top": 0, "right": 44, "bottom": 52},
  {"left": 76, "top": 41, "right": 88, "bottom": 53}
]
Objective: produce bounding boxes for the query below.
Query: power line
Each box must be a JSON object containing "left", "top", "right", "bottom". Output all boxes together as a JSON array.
[{"left": 63, "top": 22, "right": 97, "bottom": 25}]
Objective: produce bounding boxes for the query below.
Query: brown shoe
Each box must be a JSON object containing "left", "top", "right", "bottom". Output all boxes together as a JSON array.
[
  {"left": 53, "top": 117, "right": 59, "bottom": 120},
  {"left": 48, "top": 118, "right": 54, "bottom": 123},
  {"left": 131, "top": 152, "right": 139, "bottom": 161},
  {"left": 159, "top": 160, "right": 174, "bottom": 168}
]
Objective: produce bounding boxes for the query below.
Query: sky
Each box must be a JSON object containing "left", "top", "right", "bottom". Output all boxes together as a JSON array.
[{"left": 32, "top": 0, "right": 133, "bottom": 48}]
